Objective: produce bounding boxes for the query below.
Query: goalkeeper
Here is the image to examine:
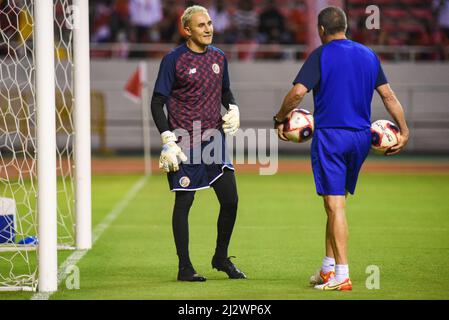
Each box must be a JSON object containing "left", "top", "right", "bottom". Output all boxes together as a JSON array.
[{"left": 150, "top": 5, "right": 246, "bottom": 282}]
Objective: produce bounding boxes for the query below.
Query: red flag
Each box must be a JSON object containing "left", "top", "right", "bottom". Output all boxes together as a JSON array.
[{"left": 124, "top": 66, "right": 141, "bottom": 104}]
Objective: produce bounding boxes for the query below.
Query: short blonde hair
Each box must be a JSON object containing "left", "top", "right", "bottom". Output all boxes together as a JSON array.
[{"left": 181, "top": 5, "right": 209, "bottom": 28}]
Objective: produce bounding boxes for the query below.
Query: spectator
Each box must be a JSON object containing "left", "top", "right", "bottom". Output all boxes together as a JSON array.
[
  {"left": 129, "top": 0, "right": 163, "bottom": 43},
  {"left": 258, "top": 0, "right": 288, "bottom": 44},
  {"left": 91, "top": 0, "right": 113, "bottom": 43},
  {"left": 433, "top": 0, "right": 449, "bottom": 59},
  {"left": 110, "top": 0, "right": 130, "bottom": 42},
  {"left": 287, "top": 0, "right": 308, "bottom": 45},
  {"left": 232, "top": 0, "right": 259, "bottom": 43},
  {"left": 208, "top": 0, "right": 231, "bottom": 43},
  {"left": 433, "top": 0, "right": 449, "bottom": 44},
  {"left": 159, "top": 0, "right": 182, "bottom": 43}
]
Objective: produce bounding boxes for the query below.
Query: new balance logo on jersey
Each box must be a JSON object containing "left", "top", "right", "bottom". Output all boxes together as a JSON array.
[{"left": 189, "top": 68, "right": 197, "bottom": 75}]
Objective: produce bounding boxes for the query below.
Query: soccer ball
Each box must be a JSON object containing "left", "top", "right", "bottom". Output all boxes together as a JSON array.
[
  {"left": 370, "top": 120, "right": 401, "bottom": 154},
  {"left": 282, "top": 108, "right": 314, "bottom": 143}
]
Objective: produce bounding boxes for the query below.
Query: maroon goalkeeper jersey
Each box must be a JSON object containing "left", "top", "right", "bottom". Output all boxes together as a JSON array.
[{"left": 153, "top": 43, "right": 230, "bottom": 139}]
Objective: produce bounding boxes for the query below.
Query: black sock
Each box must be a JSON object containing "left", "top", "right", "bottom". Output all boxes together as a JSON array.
[
  {"left": 212, "top": 169, "right": 238, "bottom": 259},
  {"left": 172, "top": 191, "right": 195, "bottom": 269}
]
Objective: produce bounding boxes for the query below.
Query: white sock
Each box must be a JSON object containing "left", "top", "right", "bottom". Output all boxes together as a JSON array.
[
  {"left": 321, "top": 256, "right": 335, "bottom": 273},
  {"left": 335, "top": 264, "right": 349, "bottom": 282}
]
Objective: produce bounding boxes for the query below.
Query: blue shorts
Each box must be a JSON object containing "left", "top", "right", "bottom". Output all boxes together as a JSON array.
[
  {"left": 311, "top": 128, "right": 371, "bottom": 196},
  {"left": 168, "top": 131, "right": 234, "bottom": 192}
]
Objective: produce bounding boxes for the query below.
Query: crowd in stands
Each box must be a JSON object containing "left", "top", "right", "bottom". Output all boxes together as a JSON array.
[
  {"left": 89, "top": 0, "right": 449, "bottom": 60},
  {"left": 1, "top": 0, "right": 447, "bottom": 60},
  {"left": 89, "top": 0, "right": 309, "bottom": 56},
  {"left": 89, "top": 0, "right": 313, "bottom": 60},
  {"left": 348, "top": 0, "right": 449, "bottom": 60}
]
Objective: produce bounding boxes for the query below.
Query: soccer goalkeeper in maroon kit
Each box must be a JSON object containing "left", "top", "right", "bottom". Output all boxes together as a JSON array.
[{"left": 150, "top": 5, "right": 246, "bottom": 282}]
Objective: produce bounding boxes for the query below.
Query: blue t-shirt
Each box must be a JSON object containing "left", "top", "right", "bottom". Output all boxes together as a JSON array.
[
  {"left": 154, "top": 43, "right": 230, "bottom": 136},
  {"left": 293, "top": 39, "right": 388, "bottom": 130}
]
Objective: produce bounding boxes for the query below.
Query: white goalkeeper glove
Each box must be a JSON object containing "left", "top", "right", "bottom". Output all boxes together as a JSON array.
[
  {"left": 222, "top": 104, "right": 240, "bottom": 136},
  {"left": 159, "top": 131, "right": 187, "bottom": 173}
]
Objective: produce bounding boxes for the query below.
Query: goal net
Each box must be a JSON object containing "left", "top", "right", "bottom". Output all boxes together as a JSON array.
[{"left": 0, "top": 0, "right": 90, "bottom": 292}]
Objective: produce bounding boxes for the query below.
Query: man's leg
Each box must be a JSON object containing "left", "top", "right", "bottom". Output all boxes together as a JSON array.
[
  {"left": 309, "top": 130, "right": 337, "bottom": 285},
  {"left": 172, "top": 191, "right": 206, "bottom": 281},
  {"left": 323, "top": 195, "right": 348, "bottom": 266},
  {"left": 210, "top": 169, "right": 246, "bottom": 279},
  {"left": 321, "top": 219, "right": 336, "bottom": 275},
  {"left": 310, "top": 209, "right": 336, "bottom": 285},
  {"left": 314, "top": 195, "right": 352, "bottom": 290},
  {"left": 212, "top": 169, "right": 238, "bottom": 258},
  {"left": 322, "top": 194, "right": 349, "bottom": 273},
  {"left": 325, "top": 219, "right": 335, "bottom": 259}
]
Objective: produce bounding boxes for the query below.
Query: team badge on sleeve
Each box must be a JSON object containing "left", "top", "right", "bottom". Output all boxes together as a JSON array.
[{"left": 212, "top": 63, "right": 220, "bottom": 74}]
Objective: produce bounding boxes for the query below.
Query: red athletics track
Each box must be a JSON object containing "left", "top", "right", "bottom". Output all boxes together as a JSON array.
[
  {"left": 90, "top": 158, "right": 449, "bottom": 175},
  {"left": 1, "top": 158, "right": 448, "bottom": 179}
]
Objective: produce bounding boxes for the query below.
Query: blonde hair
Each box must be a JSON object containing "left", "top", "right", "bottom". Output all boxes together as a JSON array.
[{"left": 181, "top": 5, "right": 209, "bottom": 28}]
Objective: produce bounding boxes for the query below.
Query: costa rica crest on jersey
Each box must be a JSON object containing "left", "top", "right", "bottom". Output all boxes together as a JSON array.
[{"left": 212, "top": 63, "right": 220, "bottom": 74}]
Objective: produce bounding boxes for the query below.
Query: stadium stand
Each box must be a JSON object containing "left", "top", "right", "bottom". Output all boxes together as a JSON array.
[{"left": 86, "top": 0, "right": 447, "bottom": 61}]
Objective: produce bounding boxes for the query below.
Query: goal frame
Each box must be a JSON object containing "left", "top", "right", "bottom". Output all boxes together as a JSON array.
[{"left": 34, "top": 0, "right": 91, "bottom": 293}]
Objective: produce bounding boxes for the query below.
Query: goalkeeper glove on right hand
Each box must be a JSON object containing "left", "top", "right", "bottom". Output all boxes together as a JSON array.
[{"left": 159, "top": 131, "right": 187, "bottom": 173}]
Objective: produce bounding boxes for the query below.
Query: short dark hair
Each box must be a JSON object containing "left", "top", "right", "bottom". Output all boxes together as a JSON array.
[{"left": 318, "top": 6, "right": 347, "bottom": 35}]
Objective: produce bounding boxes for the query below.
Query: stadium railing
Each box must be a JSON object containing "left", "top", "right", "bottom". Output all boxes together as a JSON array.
[{"left": 89, "top": 43, "right": 447, "bottom": 62}]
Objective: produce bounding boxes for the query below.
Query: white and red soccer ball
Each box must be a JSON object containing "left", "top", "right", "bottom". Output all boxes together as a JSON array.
[
  {"left": 370, "top": 119, "right": 401, "bottom": 154},
  {"left": 282, "top": 108, "right": 314, "bottom": 143}
]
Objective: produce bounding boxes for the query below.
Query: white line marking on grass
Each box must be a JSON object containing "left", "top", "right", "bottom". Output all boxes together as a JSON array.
[{"left": 31, "top": 176, "right": 148, "bottom": 300}]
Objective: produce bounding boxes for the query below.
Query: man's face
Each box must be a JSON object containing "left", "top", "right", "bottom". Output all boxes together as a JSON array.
[{"left": 185, "top": 12, "right": 214, "bottom": 46}]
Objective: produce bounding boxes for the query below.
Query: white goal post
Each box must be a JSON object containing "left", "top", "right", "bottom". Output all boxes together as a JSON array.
[
  {"left": 73, "top": 0, "right": 92, "bottom": 251},
  {"left": 35, "top": 0, "right": 58, "bottom": 293},
  {"left": 0, "top": 0, "right": 91, "bottom": 293}
]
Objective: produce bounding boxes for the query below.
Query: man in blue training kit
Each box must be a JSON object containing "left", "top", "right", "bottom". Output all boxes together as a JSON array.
[
  {"left": 274, "top": 7, "right": 409, "bottom": 290},
  {"left": 151, "top": 5, "right": 246, "bottom": 282}
]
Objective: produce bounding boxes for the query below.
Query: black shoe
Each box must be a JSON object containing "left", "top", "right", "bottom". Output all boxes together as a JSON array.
[
  {"left": 177, "top": 266, "right": 207, "bottom": 282},
  {"left": 212, "top": 256, "right": 247, "bottom": 279}
]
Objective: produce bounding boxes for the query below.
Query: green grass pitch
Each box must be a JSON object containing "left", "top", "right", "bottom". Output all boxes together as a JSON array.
[{"left": 2, "top": 170, "right": 449, "bottom": 300}]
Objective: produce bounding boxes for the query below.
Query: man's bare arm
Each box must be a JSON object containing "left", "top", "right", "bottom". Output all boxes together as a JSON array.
[
  {"left": 376, "top": 83, "right": 410, "bottom": 155},
  {"left": 276, "top": 83, "right": 308, "bottom": 121},
  {"left": 275, "top": 83, "right": 308, "bottom": 141}
]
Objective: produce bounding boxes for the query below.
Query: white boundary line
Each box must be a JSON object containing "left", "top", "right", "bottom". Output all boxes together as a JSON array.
[{"left": 31, "top": 176, "right": 148, "bottom": 300}]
